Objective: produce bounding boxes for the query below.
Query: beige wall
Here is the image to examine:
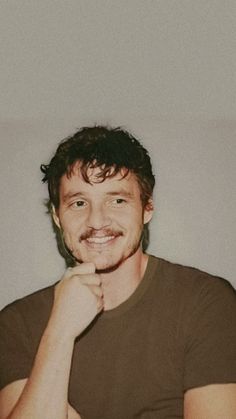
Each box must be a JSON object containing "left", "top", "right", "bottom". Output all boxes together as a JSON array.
[{"left": 0, "top": 1, "right": 235, "bottom": 308}]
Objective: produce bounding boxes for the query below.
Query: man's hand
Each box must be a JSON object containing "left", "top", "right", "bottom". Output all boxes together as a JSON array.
[{"left": 50, "top": 262, "right": 104, "bottom": 340}]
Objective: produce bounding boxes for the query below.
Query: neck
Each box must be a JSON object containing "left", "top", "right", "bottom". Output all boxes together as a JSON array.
[{"left": 100, "top": 248, "right": 149, "bottom": 311}]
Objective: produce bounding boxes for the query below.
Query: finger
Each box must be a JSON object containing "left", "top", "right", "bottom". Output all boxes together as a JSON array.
[
  {"left": 66, "top": 262, "right": 96, "bottom": 276},
  {"left": 61, "top": 272, "right": 101, "bottom": 288},
  {"left": 88, "top": 284, "right": 103, "bottom": 298},
  {"left": 96, "top": 296, "right": 104, "bottom": 313},
  {"left": 79, "top": 274, "right": 101, "bottom": 286}
]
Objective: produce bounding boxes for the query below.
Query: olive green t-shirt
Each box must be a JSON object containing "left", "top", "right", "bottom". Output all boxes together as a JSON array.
[{"left": 0, "top": 256, "right": 236, "bottom": 418}]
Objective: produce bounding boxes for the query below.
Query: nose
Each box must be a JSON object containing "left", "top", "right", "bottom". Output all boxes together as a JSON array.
[{"left": 86, "top": 204, "right": 111, "bottom": 230}]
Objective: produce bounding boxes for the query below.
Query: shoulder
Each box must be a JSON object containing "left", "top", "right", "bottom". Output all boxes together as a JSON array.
[
  {"left": 149, "top": 254, "right": 235, "bottom": 304},
  {"left": 0, "top": 284, "right": 55, "bottom": 332},
  {"left": 148, "top": 254, "right": 236, "bottom": 339},
  {"left": 148, "top": 256, "right": 236, "bottom": 389}
]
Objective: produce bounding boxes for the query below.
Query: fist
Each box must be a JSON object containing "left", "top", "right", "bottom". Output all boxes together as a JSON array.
[{"left": 51, "top": 263, "right": 104, "bottom": 340}]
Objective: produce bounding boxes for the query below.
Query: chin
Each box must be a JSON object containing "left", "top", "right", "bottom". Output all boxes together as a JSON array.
[
  {"left": 94, "top": 248, "right": 140, "bottom": 273},
  {"left": 92, "top": 254, "right": 122, "bottom": 273},
  {"left": 74, "top": 241, "right": 141, "bottom": 272},
  {"left": 95, "top": 260, "right": 123, "bottom": 274}
]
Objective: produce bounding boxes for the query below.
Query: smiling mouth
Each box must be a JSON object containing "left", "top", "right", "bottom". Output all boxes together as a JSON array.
[
  {"left": 81, "top": 231, "right": 123, "bottom": 247},
  {"left": 86, "top": 235, "right": 116, "bottom": 244},
  {"left": 80, "top": 229, "right": 123, "bottom": 247}
]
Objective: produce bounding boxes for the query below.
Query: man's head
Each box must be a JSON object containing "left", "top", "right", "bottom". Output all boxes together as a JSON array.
[
  {"left": 41, "top": 126, "right": 155, "bottom": 270},
  {"left": 41, "top": 126, "right": 155, "bottom": 210}
]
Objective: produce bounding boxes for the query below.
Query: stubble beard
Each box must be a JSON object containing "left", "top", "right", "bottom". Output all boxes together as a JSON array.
[
  {"left": 72, "top": 230, "right": 143, "bottom": 273},
  {"left": 61, "top": 221, "right": 144, "bottom": 273}
]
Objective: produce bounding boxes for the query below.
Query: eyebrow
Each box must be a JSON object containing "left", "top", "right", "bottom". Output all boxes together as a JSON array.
[
  {"left": 106, "top": 190, "right": 134, "bottom": 198},
  {"left": 62, "top": 192, "right": 85, "bottom": 203},
  {"left": 62, "top": 189, "right": 134, "bottom": 202}
]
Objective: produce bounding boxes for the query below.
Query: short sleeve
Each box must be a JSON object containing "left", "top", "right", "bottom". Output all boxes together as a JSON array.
[
  {"left": 0, "top": 304, "right": 33, "bottom": 390},
  {"left": 183, "top": 276, "right": 236, "bottom": 391}
]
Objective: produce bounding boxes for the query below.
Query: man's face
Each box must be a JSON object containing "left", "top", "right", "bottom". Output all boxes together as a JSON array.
[{"left": 53, "top": 163, "right": 153, "bottom": 272}]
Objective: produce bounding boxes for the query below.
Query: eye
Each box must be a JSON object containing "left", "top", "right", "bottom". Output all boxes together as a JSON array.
[
  {"left": 71, "top": 200, "right": 86, "bottom": 209},
  {"left": 116, "top": 198, "right": 126, "bottom": 204},
  {"left": 111, "top": 198, "right": 127, "bottom": 206}
]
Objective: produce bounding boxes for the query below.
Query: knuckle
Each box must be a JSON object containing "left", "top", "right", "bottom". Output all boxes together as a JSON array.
[
  {"left": 76, "top": 262, "right": 96, "bottom": 274},
  {"left": 64, "top": 266, "right": 73, "bottom": 277}
]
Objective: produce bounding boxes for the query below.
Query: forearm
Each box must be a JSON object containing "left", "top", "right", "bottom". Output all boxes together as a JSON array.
[
  {"left": 7, "top": 320, "right": 74, "bottom": 419},
  {"left": 3, "top": 264, "right": 102, "bottom": 419}
]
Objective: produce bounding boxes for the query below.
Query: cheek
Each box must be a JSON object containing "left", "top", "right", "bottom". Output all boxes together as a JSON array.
[
  {"left": 60, "top": 212, "right": 81, "bottom": 231},
  {"left": 125, "top": 212, "right": 144, "bottom": 237},
  {"left": 120, "top": 206, "right": 143, "bottom": 221}
]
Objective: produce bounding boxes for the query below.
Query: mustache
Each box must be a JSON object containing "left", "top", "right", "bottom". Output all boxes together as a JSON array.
[{"left": 79, "top": 228, "right": 123, "bottom": 242}]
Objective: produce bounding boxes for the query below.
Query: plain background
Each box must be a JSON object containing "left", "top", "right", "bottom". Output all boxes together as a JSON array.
[{"left": 0, "top": 1, "right": 235, "bottom": 309}]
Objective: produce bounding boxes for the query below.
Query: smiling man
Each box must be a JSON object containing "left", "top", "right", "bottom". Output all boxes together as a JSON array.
[
  {"left": 0, "top": 126, "right": 236, "bottom": 419},
  {"left": 53, "top": 163, "right": 151, "bottom": 275}
]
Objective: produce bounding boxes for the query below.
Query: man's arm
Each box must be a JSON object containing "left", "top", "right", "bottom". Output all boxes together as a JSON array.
[
  {"left": 0, "top": 263, "right": 103, "bottom": 419},
  {"left": 184, "top": 383, "right": 236, "bottom": 419},
  {"left": 0, "top": 380, "right": 27, "bottom": 419},
  {"left": 0, "top": 380, "right": 81, "bottom": 419}
]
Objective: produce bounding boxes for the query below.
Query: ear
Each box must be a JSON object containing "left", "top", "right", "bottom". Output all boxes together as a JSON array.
[
  {"left": 51, "top": 205, "right": 61, "bottom": 229},
  {"left": 143, "top": 198, "right": 154, "bottom": 224}
]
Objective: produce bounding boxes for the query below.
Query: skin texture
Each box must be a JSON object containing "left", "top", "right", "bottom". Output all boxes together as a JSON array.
[
  {"left": 0, "top": 380, "right": 80, "bottom": 419},
  {"left": 184, "top": 383, "right": 236, "bottom": 418},
  {"left": 53, "top": 165, "right": 153, "bottom": 272}
]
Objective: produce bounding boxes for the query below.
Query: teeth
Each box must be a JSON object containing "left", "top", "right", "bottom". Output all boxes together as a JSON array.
[{"left": 86, "top": 236, "right": 115, "bottom": 244}]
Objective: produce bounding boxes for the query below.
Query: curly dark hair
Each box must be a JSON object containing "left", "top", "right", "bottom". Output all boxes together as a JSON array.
[{"left": 41, "top": 125, "right": 155, "bottom": 210}]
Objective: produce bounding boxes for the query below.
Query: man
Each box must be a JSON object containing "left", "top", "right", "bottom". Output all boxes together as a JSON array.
[{"left": 0, "top": 126, "right": 235, "bottom": 419}]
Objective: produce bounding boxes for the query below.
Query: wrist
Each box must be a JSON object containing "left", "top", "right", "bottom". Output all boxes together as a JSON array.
[{"left": 44, "top": 315, "right": 76, "bottom": 347}]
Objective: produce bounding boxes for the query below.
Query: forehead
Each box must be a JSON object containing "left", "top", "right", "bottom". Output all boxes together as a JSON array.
[{"left": 59, "top": 163, "right": 140, "bottom": 198}]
